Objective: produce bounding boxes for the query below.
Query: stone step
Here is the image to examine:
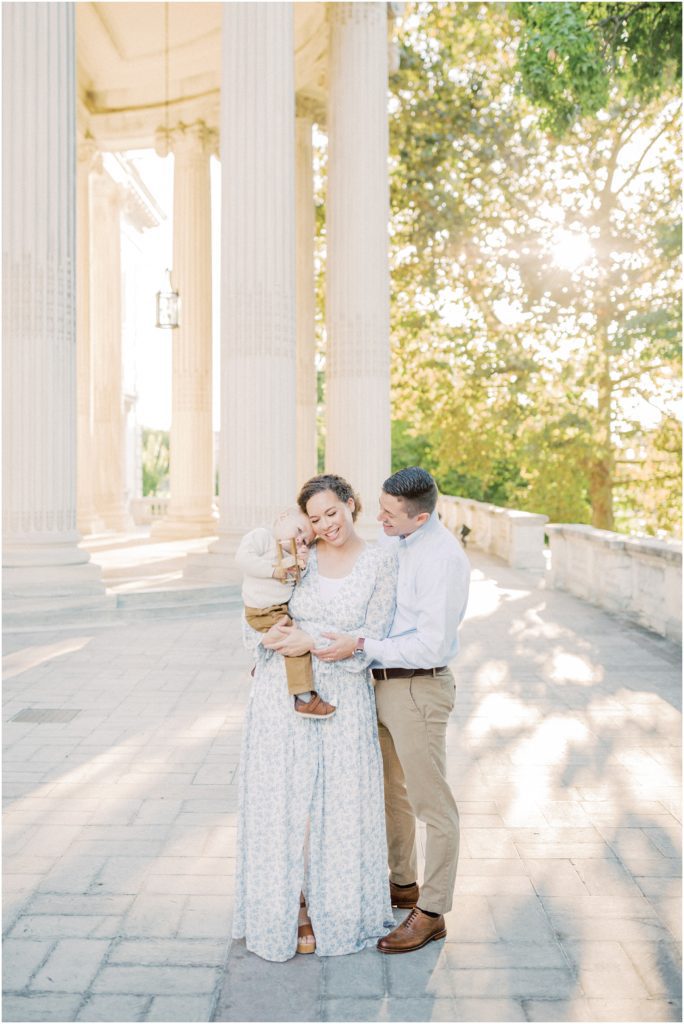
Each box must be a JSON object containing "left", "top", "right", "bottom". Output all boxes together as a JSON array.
[
  {"left": 3, "top": 585, "right": 243, "bottom": 632},
  {"left": 107, "top": 598, "right": 242, "bottom": 624},
  {"left": 115, "top": 584, "right": 240, "bottom": 609},
  {"left": 183, "top": 552, "right": 241, "bottom": 585},
  {"left": 2, "top": 593, "right": 117, "bottom": 631}
]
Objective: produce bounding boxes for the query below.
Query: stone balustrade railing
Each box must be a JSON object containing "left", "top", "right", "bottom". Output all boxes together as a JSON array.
[
  {"left": 129, "top": 497, "right": 170, "bottom": 525},
  {"left": 438, "top": 495, "right": 681, "bottom": 643},
  {"left": 546, "top": 524, "right": 682, "bottom": 643},
  {"left": 437, "top": 495, "right": 549, "bottom": 570}
]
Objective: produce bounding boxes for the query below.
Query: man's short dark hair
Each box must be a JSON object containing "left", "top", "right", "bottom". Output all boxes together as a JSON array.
[{"left": 382, "top": 467, "right": 438, "bottom": 517}]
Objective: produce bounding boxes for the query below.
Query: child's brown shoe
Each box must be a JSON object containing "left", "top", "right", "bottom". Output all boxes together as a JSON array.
[{"left": 295, "top": 692, "right": 336, "bottom": 718}]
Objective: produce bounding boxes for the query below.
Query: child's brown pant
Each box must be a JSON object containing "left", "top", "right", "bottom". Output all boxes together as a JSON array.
[{"left": 245, "top": 603, "right": 314, "bottom": 696}]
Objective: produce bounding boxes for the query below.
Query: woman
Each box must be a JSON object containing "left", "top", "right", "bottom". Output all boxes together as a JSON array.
[{"left": 232, "top": 474, "right": 397, "bottom": 962}]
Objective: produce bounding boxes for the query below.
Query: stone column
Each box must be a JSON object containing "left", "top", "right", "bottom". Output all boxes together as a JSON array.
[
  {"left": 90, "top": 170, "right": 132, "bottom": 532},
  {"left": 186, "top": 2, "right": 296, "bottom": 582},
  {"left": 325, "top": 2, "right": 391, "bottom": 531},
  {"left": 153, "top": 121, "right": 217, "bottom": 539},
  {"left": 2, "top": 2, "right": 106, "bottom": 615},
  {"left": 295, "top": 113, "right": 318, "bottom": 486},
  {"left": 76, "top": 139, "right": 103, "bottom": 535}
]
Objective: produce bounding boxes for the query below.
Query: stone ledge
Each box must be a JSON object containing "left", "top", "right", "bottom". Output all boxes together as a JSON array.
[
  {"left": 438, "top": 495, "right": 548, "bottom": 571},
  {"left": 546, "top": 524, "right": 682, "bottom": 565},
  {"left": 545, "top": 523, "right": 682, "bottom": 643}
]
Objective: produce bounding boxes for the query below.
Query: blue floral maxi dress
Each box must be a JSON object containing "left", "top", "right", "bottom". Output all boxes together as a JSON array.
[{"left": 232, "top": 544, "right": 398, "bottom": 962}]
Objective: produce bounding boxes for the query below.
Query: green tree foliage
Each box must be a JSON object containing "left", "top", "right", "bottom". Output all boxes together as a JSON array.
[
  {"left": 389, "top": 2, "right": 681, "bottom": 535},
  {"left": 141, "top": 428, "right": 169, "bottom": 497},
  {"left": 513, "top": 2, "right": 682, "bottom": 135}
]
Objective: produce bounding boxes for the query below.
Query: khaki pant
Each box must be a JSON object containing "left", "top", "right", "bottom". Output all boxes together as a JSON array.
[
  {"left": 244, "top": 604, "right": 313, "bottom": 696},
  {"left": 375, "top": 668, "right": 460, "bottom": 915}
]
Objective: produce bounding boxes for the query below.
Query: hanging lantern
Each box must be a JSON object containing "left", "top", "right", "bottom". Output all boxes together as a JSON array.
[{"left": 156, "top": 268, "right": 180, "bottom": 329}]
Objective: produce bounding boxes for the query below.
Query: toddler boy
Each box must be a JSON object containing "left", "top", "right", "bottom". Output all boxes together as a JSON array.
[{"left": 236, "top": 508, "right": 336, "bottom": 719}]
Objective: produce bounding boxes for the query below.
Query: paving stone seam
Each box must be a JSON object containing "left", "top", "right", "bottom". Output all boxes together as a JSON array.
[
  {"left": 318, "top": 958, "right": 326, "bottom": 1020},
  {"left": 75, "top": 990, "right": 155, "bottom": 1024},
  {"left": 68, "top": 961, "right": 225, "bottom": 998},
  {"left": 539, "top": 933, "right": 579, "bottom": 979},
  {"left": 207, "top": 969, "right": 225, "bottom": 1024},
  {"left": 62, "top": 933, "right": 122, "bottom": 1004},
  {"left": 620, "top": 939, "right": 682, "bottom": 1000},
  {"left": 108, "top": 956, "right": 229, "bottom": 969},
  {"left": 2, "top": 937, "right": 58, "bottom": 996},
  {"left": 513, "top": 889, "right": 579, "bottom": 973},
  {"left": 2, "top": 902, "right": 32, "bottom": 941},
  {"left": 518, "top": 994, "right": 684, "bottom": 1019}
]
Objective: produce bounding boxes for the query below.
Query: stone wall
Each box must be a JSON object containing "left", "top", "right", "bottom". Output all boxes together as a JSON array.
[
  {"left": 439, "top": 495, "right": 681, "bottom": 643},
  {"left": 437, "top": 495, "right": 548, "bottom": 570},
  {"left": 546, "top": 524, "right": 682, "bottom": 643}
]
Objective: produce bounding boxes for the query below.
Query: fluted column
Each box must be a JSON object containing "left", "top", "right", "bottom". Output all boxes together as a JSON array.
[
  {"left": 295, "top": 114, "right": 318, "bottom": 486},
  {"left": 326, "top": 2, "right": 391, "bottom": 531},
  {"left": 90, "top": 170, "right": 131, "bottom": 532},
  {"left": 186, "top": 2, "right": 296, "bottom": 583},
  {"left": 153, "top": 121, "right": 217, "bottom": 539},
  {"left": 76, "top": 139, "right": 102, "bottom": 535},
  {"left": 2, "top": 2, "right": 105, "bottom": 613},
  {"left": 220, "top": 1, "right": 296, "bottom": 536}
]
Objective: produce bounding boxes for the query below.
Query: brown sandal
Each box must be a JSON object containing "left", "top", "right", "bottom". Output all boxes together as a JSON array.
[{"left": 296, "top": 895, "right": 315, "bottom": 954}]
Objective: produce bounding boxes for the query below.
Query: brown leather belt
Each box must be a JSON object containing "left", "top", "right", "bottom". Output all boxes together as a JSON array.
[{"left": 372, "top": 667, "right": 446, "bottom": 680}]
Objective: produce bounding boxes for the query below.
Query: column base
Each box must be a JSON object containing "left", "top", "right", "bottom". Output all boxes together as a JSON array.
[
  {"left": 3, "top": 539, "right": 107, "bottom": 616},
  {"left": 96, "top": 506, "right": 135, "bottom": 533},
  {"left": 78, "top": 512, "right": 107, "bottom": 536},
  {"left": 151, "top": 514, "right": 218, "bottom": 541}
]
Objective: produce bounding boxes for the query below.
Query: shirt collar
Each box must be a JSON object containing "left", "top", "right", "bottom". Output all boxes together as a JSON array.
[{"left": 400, "top": 510, "right": 440, "bottom": 547}]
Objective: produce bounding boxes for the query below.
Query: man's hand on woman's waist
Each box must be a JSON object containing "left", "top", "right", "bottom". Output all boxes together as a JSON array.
[{"left": 312, "top": 632, "right": 357, "bottom": 661}]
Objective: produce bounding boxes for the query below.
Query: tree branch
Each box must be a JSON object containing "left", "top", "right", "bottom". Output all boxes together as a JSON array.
[
  {"left": 612, "top": 116, "right": 679, "bottom": 197},
  {"left": 611, "top": 364, "right": 672, "bottom": 386}
]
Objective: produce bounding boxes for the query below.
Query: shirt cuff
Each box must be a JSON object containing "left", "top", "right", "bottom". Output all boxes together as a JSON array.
[{"left": 363, "top": 637, "right": 383, "bottom": 663}]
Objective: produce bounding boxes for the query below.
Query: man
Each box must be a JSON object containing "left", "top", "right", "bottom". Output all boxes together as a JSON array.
[{"left": 315, "top": 467, "right": 470, "bottom": 953}]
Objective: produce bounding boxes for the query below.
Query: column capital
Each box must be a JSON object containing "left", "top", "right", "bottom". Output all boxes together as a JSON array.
[
  {"left": 77, "top": 136, "right": 101, "bottom": 173},
  {"left": 90, "top": 168, "right": 125, "bottom": 208},
  {"left": 327, "top": 1, "right": 386, "bottom": 27},
  {"left": 295, "top": 94, "right": 325, "bottom": 125},
  {"left": 155, "top": 120, "right": 219, "bottom": 160}
]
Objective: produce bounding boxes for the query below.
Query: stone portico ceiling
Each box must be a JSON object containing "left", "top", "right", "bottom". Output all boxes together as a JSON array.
[{"left": 77, "top": 2, "right": 329, "bottom": 148}]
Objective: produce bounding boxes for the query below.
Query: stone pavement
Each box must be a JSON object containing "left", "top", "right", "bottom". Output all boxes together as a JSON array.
[{"left": 3, "top": 551, "right": 681, "bottom": 1022}]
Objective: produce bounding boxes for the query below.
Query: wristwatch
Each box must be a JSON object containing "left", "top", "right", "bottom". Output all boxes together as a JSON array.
[{"left": 352, "top": 637, "right": 365, "bottom": 660}]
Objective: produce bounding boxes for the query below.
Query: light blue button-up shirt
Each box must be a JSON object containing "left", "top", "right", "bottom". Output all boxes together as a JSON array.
[{"left": 364, "top": 511, "right": 470, "bottom": 670}]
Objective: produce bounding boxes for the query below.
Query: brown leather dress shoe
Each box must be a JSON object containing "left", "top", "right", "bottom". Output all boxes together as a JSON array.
[
  {"left": 390, "top": 880, "right": 420, "bottom": 909},
  {"left": 294, "top": 692, "right": 336, "bottom": 718},
  {"left": 377, "top": 907, "right": 446, "bottom": 954}
]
